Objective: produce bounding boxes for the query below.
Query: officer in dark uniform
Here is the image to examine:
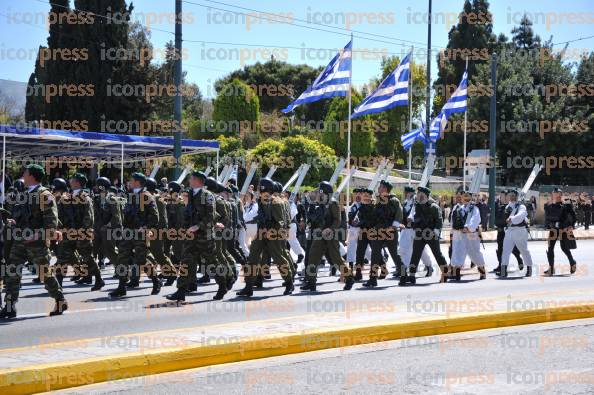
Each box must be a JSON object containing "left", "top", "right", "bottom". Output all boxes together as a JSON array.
[
  {"left": 1, "top": 164, "right": 67, "bottom": 319},
  {"left": 407, "top": 186, "right": 449, "bottom": 284},
  {"left": 354, "top": 188, "right": 374, "bottom": 281},
  {"left": 493, "top": 189, "right": 523, "bottom": 274},
  {"left": 92, "top": 177, "right": 122, "bottom": 271},
  {"left": 301, "top": 182, "right": 355, "bottom": 292},
  {"left": 109, "top": 172, "right": 161, "bottom": 298},
  {"left": 164, "top": 181, "right": 185, "bottom": 272},
  {"left": 363, "top": 180, "right": 404, "bottom": 287},
  {"left": 544, "top": 188, "right": 577, "bottom": 276}
]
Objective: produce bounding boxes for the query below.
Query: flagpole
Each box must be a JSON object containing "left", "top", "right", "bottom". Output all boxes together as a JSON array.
[
  {"left": 346, "top": 33, "right": 353, "bottom": 210},
  {"left": 463, "top": 56, "right": 468, "bottom": 189},
  {"left": 408, "top": 46, "right": 414, "bottom": 186}
]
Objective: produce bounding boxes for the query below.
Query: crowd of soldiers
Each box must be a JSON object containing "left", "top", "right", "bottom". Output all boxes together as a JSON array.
[{"left": 0, "top": 164, "right": 580, "bottom": 320}]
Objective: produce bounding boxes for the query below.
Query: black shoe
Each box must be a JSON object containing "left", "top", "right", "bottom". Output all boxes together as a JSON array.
[
  {"left": 166, "top": 289, "right": 186, "bottom": 302},
  {"left": 283, "top": 283, "right": 295, "bottom": 295},
  {"left": 197, "top": 275, "right": 211, "bottom": 284},
  {"left": 151, "top": 278, "right": 162, "bottom": 295},
  {"left": 525, "top": 266, "right": 532, "bottom": 277},
  {"left": 454, "top": 268, "right": 461, "bottom": 281},
  {"left": 570, "top": 263, "right": 577, "bottom": 274},
  {"left": 32, "top": 277, "right": 41, "bottom": 284},
  {"left": 518, "top": 261, "right": 524, "bottom": 271},
  {"left": 0, "top": 303, "right": 17, "bottom": 319},
  {"left": 164, "top": 276, "right": 177, "bottom": 287},
  {"left": 187, "top": 283, "right": 198, "bottom": 293},
  {"left": 491, "top": 265, "right": 501, "bottom": 274},
  {"left": 75, "top": 276, "right": 92, "bottom": 285},
  {"left": 296, "top": 254, "right": 304, "bottom": 264},
  {"left": 478, "top": 266, "right": 486, "bottom": 280},
  {"left": 398, "top": 275, "right": 408, "bottom": 286},
  {"left": 425, "top": 265, "right": 433, "bottom": 278},
  {"left": 408, "top": 275, "right": 416, "bottom": 285},
  {"left": 226, "top": 276, "right": 236, "bottom": 290},
  {"left": 362, "top": 277, "right": 377, "bottom": 288},
  {"left": 213, "top": 284, "right": 228, "bottom": 300},
  {"left": 109, "top": 287, "right": 127, "bottom": 298},
  {"left": 355, "top": 268, "right": 362, "bottom": 281},
  {"left": 91, "top": 278, "right": 105, "bottom": 291},
  {"left": 544, "top": 265, "right": 554, "bottom": 276},
  {"left": 70, "top": 275, "right": 81, "bottom": 282},
  {"left": 126, "top": 280, "right": 140, "bottom": 289},
  {"left": 499, "top": 265, "right": 508, "bottom": 278},
  {"left": 236, "top": 287, "right": 253, "bottom": 297},
  {"left": 343, "top": 276, "right": 355, "bottom": 291},
  {"left": 254, "top": 276, "right": 264, "bottom": 289},
  {"left": 300, "top": 282, "right": 316, "bottom": 292},
  {"left": 49, "top": 299, "right": 68, "bottom": 316}
]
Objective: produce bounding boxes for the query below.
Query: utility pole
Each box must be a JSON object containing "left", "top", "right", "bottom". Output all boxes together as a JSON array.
[
  {"left": 425, "top": 0, "right": 432, "bottom": 142},
  {"left": 173, "top": 0, "right": 183, "bottom": 178},
  {"left": 488, "top": 52, "right": 497, "bottom": 228}
]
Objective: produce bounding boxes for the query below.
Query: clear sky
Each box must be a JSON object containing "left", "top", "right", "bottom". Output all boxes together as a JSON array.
[{"left": 1, "top": 0, "right": 593, "bottom": 97}]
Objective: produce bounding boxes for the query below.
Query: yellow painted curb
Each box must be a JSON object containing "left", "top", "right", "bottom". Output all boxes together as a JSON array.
[{"left": 2, "top": 304, "right": 594, "bottom": 394}]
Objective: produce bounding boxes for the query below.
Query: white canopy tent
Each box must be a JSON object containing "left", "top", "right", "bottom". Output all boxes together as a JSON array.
[{"left": 0, "top": 125, "right": 220, "bottom": 201}]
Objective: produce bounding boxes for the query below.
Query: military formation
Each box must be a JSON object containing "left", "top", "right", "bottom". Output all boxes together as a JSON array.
[{"left": 0, "top": 165, "right": 580, "bottom": 320}]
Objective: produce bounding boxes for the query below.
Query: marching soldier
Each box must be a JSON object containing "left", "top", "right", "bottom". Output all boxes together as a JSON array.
[
  {"left": 236, "top": 178, "right": 294, "bottom": 297},
  {"left": 544, "top": 187, "right": 577, "bottom": 276},
  {"left": 301, "top": 182, "right": 355, "bottom": 292},
  {"left": 364, "top": 180, "right": 404, "bottom": 287},
  {"left": 1, "top": 164, "right": 67, "bottom": 319},
  {"left": 145, "top": 177, "right": 177, "bottom": 286},
  {"left": 398, "top": 186, "right": 433, "bottom": 285},
  {"left": 354, "top": 188, "right": 375, "bottom": 281},
  {"left": 498, "top": 189, "right": 533, "bottom": 278},
  {"left": 92, "top": 177, "right": 122, "bottom": 270},
  {"left": 449, "top": 191, "right": 486, "bottom": 281},
  {"left": 164, "top": 181, "right": 185, "bottom": 272},
  {"left": 406, "top": 186, "right": 449, "bottom": 285},
  {"left": 166, "top": 171, "right": 228, "bottom": 302},
  {"left": 109, "top": 173, "right": 162, "bottom": 297},
  {"left": 493, "top": 189, "right": 523, "bottom": 274}
]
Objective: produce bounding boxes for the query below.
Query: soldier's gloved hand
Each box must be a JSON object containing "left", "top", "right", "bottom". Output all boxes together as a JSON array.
[
  {"left": 322, "top": 228, "right": 334, "bottom": 240},
  {"left": 187, "top": 225, "right": 199, "bottom": 234},
  {"left": 215, "top": 222, "right": 225, "bottom": 230}
]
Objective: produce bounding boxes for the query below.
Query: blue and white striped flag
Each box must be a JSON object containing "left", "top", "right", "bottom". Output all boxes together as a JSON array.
[
  {"left": 401, "top": 121, "right": 426, "bottom": 150},
  {"left": 351, "top": 52, "right": 411, "bottom": 119},
  {"left": 282, "top": 40, "right": 352, "bottom": 113},
  {"left": 429, "top": 70, "right": 468, "bottom": 142}
]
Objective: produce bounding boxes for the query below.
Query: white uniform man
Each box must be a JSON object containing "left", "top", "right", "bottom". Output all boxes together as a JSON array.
[
  {"left": 241, "top": 191, "right": 259, "bottom": 255},
  {"left": 499, "top": 189, "right": 533, "bottom": 278},
  {"left": 398, "top": 186, "right": 432, "bottom": 281},
  {"left": 286, "top": 192, "right": 306, "bottom": 263},
  {"left": 449, "top": 191, "right": 486, "bottom": 281},
  {"left": 346, "top": 188, "right": 371, "bottom": 269}
]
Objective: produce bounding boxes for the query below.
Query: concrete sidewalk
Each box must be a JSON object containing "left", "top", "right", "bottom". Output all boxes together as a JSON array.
[{"left": 3, "top": 283, "right": 594, "bottom": 394}]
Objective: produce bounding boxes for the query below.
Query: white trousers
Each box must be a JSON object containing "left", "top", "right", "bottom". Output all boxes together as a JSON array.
[
  {"left": 288, "top": 223, "right": 305, "bottom": 256},
  {"left": 399, "top": 228, "right": 432, "bottom": 269},
  {"left": 450, "top": 230, "right": 485, "bottom": 268},
  {"left": 245, "top": 223, "right": 257, "bottom": 251},
  {"left": 502, "top": 227, "right": 533, "bottom": 267},
  {"left": 238, "top": 228, "right": 249, "bottom": 256},
  {"left": 346, "top": 226, "right": 370, "bottom": 262}
]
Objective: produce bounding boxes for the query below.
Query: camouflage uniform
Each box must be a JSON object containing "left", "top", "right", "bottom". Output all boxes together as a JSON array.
[
  {"left": 164, "top": 192, "right": 185, "bottom": 266},
  {"left": 148, "top": 192, "right": 176, "bottom": 279},
  {"left": 93, "top": 191, "right": 123, "bottom": 266}
]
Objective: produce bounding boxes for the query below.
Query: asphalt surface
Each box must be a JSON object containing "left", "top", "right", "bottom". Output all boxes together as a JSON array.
[
  {"left": 49, "top": 318, "right": 594, "bottom": 394},
  {"left": 2, "top": 240, "right": 593, "bottom": 350}
]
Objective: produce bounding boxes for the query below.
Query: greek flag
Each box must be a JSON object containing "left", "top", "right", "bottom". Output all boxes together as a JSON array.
[
  {"left": 401, "top": 121, "right": 426, "bottom": 150},
  {"left": 429, "top": 70, "right": 468, "bottom": 142},
  {"left": 282, "top": 41, "right": 352, "bottom": 113},
  {"left": 351, "top": 52, "right": 411, "bottom": 119}
]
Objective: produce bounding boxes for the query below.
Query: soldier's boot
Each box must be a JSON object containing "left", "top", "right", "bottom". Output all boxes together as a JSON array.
[
  {"left": 499, "top": 265, "right": 508, "bottom": 278},
  {"left": 49, "top": 297, "right": 68, "bottom": 316},
  {"left": 492, "top": 265, "right": 501, "bottom": 275},
  {"left": 525, "top": 266, "right": 532, "bottom": 277},
  {"left": 518, "top": 259, "right": 524, "bottom": 271},
  {"left": 478, "top": 266, "right": 486, "bottom": 280},
  {"left": 362, "top": 276, "right": 377, "bottom": 288},
  {"left": 438, "top": 265, "right": 448, "bottom": 283},
  {"left": 254, "top": 274, "right": 264, "bottom": 289},
  {"left": 570, "top": 261, "right": 577, "bottom": 275},
  {"left": 91, "top": 274, "right": 105, "bottom": 291},
  {"left": 164, "top": 275, "right": 177, "bottom": 287},
  {"left": 166, "top": 287, "right": 186, "bottom": 302},
  {"left": 343, "top": 275, "right": 355, "bottom": 291},
  {"left": 330, "top": 265, "right": 337, "bottom": 276},
  {"left": 544, "top": 264, "right": 554, "bottom": 276},
  {"left": 226, "top": 274, "right": 237, "bottom": 291},
  {"left": 425, "top": 264, "right": 434, "bottom": 278},
  {"left": 283, "top": 278, "right": 295, "bottom": 295},
  {"left": 213, "top": 277, "right": 228, "bottom": 300},
  {"left": 151, "top": 276, "right": 162, "bottom": 295},
  {"left": 398, "top": 274, "right": 408, "bottom": 286},
  {"left": 354, "top": 265, "right": 363, "bottom": 281},
  {"left": 197, "top": 273, "right": 211, "bottom": 284},
  {"left": 109, "top": 279, "right": 127, "bottom": 298},
  {"left": 299, "top": 280, "right": 316, "bottom": 292},
  {"left": 75, "top": 272, "right": 92, "bottom": 284},
  {"left": 454, "top": 267, "right": 462, "bottom": 281},
  {"left": 297, "top": 254, "right": 304, "bottom": 264},
  {"left": 187, "top": 283, "right": 198, "bottom": 293},
  {"left": 0, "top": 300, "right": 17, "bottom": 320},
  {"left": 32, "top": 276, "right": 41, "bottom": 284},
  {"left": 236, "top": 277, "right": 254, "bottom": 297},
  {"left": 470, "top": 262, "right": 476, "bottom": 269},
  {"left": 56, "top": 272, "right": 64, "bottom": 287}
]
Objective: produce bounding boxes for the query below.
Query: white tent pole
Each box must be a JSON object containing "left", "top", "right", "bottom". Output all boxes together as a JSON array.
[
  {"left": 120, "top": 143, "right": 124, "bottom": 188},
  {"left": 216, "top": 149, "right": 220, "bottom": 180},
  {"left": 408, "top": 46, "right": 414, "bottom": 186},
  {"left": 2, "top": 135, "right": 5, "bottom": 206},
  {"left": 463, "top": 56, "right": 469, "bottom": 190},
  {"left": 346, "top": 33, "right": 353, "bottom": 210}
]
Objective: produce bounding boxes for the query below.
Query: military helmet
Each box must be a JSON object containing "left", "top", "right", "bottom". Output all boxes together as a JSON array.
[
  {"left": 417, "top": 186, "right": 431, "bottom": 196},
  {"left": 379, "top": 179, "right": 393, "bottom": 192},
  {"left": 273, "top": 181, "right": 283, "bottom": 194},
  {"left": 13, "top": 179, "right": 25, "bottom": 192},
  {"left": 131, "top": 172, "right": 146, "bottom": 185},
  {"left": 259, "top": 177, "right": 275, "bottom": 193},
  {"left": 168, "top": 181, "right": 182, "bottom": 193},
  {"left": 205, "top": 177, "right": 220, "bottom": 193},
  {"left": 52, "top": 178, "right": 68, "bottom": 192},
  {"left": 145, "top": 177, "right": 158, "bottom": 193},
  {"left": 71, "top": 172, "right": 88, "bottom": 187},
  {"left": 96, "top": 177, "right": 111, "bottom": 190},
  {"left": 190, "top": 170, "right": 207, "bottom": 181},
  {"left": 404, "top": 186, "right": 415, "bottom": 193},
  {"left": 318, "top": 181, "right": 333, "bottom": 195}
]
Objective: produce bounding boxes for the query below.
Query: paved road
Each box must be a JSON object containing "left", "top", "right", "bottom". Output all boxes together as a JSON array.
[
  {"left": 2, "top": 240, "right": 592, "bottom": 349},
  {"left": 49, "top": 318, "right": 594, "bottom": 394}
]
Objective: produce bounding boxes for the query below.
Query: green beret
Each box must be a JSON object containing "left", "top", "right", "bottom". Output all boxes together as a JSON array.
[
  {"left": 72, "top": 172, "right": 88, "bottom": 187},
  {"left": 404, "top": 186, "right": 415, "bottom": 193},
  {"left": 190, "top": 171, "right": 206, "bottom": 180},
  {"left": 507, "top": 189, "right": 519, "bottom": 195},
  {"left": 131, "top": 172, "right": 146, "bottom": 185},
  {"left": 25, "top": 164, "right": 45, "bottom": 181},
  {"left": 417, "top": 186, "right": 431, "bottom": 196}
]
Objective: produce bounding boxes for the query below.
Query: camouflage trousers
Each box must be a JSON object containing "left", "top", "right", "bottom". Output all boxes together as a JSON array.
[
  {"left": 3, "top": 241, "right": 63, "bottom": 303},
  {"left": 114, "top": 231, "right": 156, "bottom": 280},
  {"left": 55, "top": 237, "right": 100, "bottom": 279},
  {"left": 148, "top": 236, "right": 176, "bottom": 278},
  {"left": 94, "top": 226, "right": 119, "bottom": 265},
  {"left": 177, "top": 237, "right": 232, "bottom": 290},
  {"left": 246, "top": 236, "right": 293, "bottom": 283}
]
